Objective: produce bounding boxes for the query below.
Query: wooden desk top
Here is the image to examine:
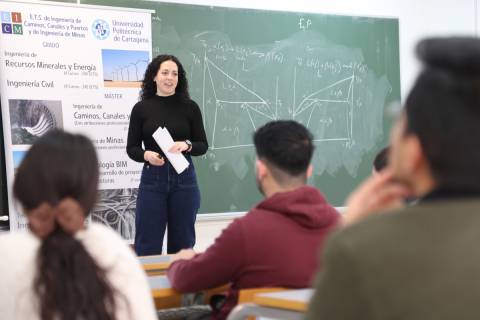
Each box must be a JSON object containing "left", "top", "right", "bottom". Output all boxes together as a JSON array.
[
  {"left": 139, "top": 255, "right": 172, "bottom": 275},
  {"left": 253, "top": 288, "right": 313, "bottom": 312},
  {"left": 148, "top": 274, "right": 229, "bottom": 310},
  {"left": 148, "top": 275, "right": 181, "bottom": 299},
  {"left": 148, "top": 274, "right": 228, "bottom": 296},
  {"left": 148, "top": 275, "right": 182, "bottom": 309}
]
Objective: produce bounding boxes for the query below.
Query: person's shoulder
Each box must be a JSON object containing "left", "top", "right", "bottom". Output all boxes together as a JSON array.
[
  {"left": 213, "top": 213, "right": 252, "bottom": 241},
  {"left": 223, "top": 213, "right": 249, "bottom": 230},
  {"left": 130, "top": 100, "right": 146, "bottom": 115},
  {"left": 0, "top": 230, "right": 38, "bottom": 267},
  {"left": 181, "top": 98, "right": 201, "bottom": 111},
  {"left": 79, "top": 223, "right": 147, "bottom": 278},
  {"left": 81, "top": 222, "right": 125, "bottom": 244},
  {"left": 78, "top": 223, "right": 135, "bottom": 263},
  {"left": 133, "top": 98, "right": 152, "bottom": 108},
  {"left": 133, "top": 97, "right": 160, "bottom": 111},
  {"left": 328, "top": 205, "right": 420, "bottom": 253},
  {"left": 0, "top": 231, "right": 39, "bottom": 319},
  {"left": 323, "top": 200, "right": 480, "bottom": 280},
  {"left": 0, "top": 230, "right": 38, "bottom": 250},
  {"left": 237, "top": 206, "right": 275, "bottom": 227},
  {"left": 329, "top": 200, "right": 480, "bottom": 252}
]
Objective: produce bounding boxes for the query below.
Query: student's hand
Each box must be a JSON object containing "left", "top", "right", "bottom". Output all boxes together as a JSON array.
[
  {"left": 169, "top": 141, "right": 189, "bottom": 153},
  {"left": 144, "top": 150, "right": 165, "bottom": 166},
  {"left": 170, "top": 249, "right": 197, "bottom": 262},
  {"left": 341, "top": 169, "right": 411, "bottom": 227}
]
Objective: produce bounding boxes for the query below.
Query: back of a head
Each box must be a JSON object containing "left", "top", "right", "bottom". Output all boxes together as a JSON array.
[
  {"left": 14, "top": 129, "right": 98, "bottom": 213},
  {"left": 406, "top": 37, "right": 480, "bottom": 191},
  {"left": 253, "top": 120, "right": 314, "bottom": 182},
  {"left": 12, "top": 130, "right": 117, "bottom": 320}
]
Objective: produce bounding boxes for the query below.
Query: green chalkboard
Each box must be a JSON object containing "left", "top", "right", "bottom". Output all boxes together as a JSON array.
[{"left": 83, "top": 0, "right": 400, "bottom": 212}]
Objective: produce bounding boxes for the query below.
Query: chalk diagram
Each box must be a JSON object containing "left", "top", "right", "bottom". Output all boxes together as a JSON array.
[{"left": 202, "top": 56, "right": 355, "bottom": 150}]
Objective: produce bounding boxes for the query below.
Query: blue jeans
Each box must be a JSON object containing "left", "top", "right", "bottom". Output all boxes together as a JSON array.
[{"left": 134, "top": 155, "right": 200, "bottom": 255}]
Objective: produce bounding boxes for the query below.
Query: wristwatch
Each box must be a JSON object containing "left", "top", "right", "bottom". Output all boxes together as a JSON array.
[{"left": 185, "top": 139, "right": 192, "bottom": 152}]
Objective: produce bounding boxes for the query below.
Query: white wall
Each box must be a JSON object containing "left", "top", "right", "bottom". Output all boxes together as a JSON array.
[
  {"left": 162, "top": 0, "right": 477, "bottom": 250},
  {"left": 195, "top": 215, "right": 237, "bottom": 251}
]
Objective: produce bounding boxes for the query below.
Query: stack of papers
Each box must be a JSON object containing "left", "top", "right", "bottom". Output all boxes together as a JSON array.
[{"left": 152, "top": 127, "right": 190, "bottom": 174}]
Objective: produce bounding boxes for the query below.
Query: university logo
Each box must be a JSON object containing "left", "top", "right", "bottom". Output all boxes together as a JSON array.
[
  {"left": 92, "top": 19, "right": 109, "bottom": 40},
  {"left": 1, "top": 11, "right": 23, "bottom": 35}
]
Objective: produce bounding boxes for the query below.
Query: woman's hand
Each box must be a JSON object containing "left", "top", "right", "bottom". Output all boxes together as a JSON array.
[
  {"left": 169, "top": 141, "right": 189, "bottom": 153},
  {"left": 144, "top": 150, "right": 165, "bottom": 166}
]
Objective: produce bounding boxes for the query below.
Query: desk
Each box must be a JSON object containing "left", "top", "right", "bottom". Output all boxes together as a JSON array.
[
  {"left": 148, "top": 275, "right": 182, "bottom": 309},
  {"left": 140, "top": 254, "right": 171, "bottom": 275},
  {"left": 148, "top": 275, "right": 229, "bottom": 310},
  {"left": 254, "top": 288, "right": 313, "bottom": 312},
  {"left": 226, "top": 288, "right": 313, "bottom": 320}
]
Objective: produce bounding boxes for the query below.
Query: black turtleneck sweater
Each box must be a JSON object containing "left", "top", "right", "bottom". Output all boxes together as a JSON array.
[{"left": 126, "top": 94, "right": 208, "bottom": 162}]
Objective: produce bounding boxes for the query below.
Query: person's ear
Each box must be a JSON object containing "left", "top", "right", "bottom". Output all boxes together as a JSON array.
[
  {"left": 306, "top": 164, "right": 313, "bottom": 179},
  {"left": 256, "top": 159, "right": 268, "bottom": 179},
  {"left": 405, "top": 135, "right": 424, "bottom": 173}
]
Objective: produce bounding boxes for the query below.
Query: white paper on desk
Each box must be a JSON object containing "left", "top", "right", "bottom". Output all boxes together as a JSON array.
[{"left": 152, "top": 127, "right": 189, "bottom": 174}]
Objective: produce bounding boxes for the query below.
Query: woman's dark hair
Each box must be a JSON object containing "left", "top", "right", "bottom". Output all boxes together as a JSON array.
[
  {"left": 13, "top": 130, "right": 117, "bottom": 320},
  {"left": 405, "top": 37, "right": 480, "bottom": 190},
  {"left": 140, "top": 54, "right": 190, "bottom": 101}
]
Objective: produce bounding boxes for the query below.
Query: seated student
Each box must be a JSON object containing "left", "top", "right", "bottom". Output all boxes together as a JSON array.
[
  {"left": 306, "top": 37, "right": 480, "bottom": 320},
  {"left": 167, "top": 120, "right": 340, "bottom": 320},
  {"left": 0, "top": 130, "right": 157, "bottom": 320}
]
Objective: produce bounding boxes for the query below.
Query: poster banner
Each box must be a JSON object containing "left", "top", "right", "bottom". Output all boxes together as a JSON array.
[{"left": 0, "top": 0, "right": 152, "bottom": 239}]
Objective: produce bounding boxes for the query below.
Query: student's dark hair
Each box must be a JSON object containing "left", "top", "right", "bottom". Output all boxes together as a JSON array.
[
  {"left": 254, "top": 120, "right": 314, "bottom": 182},
  {"left": 13, "top": 130, "right": 117, "bottom": 320},
  {"left": 373, "top": 146, "right": 390, "bottom": 172},
  {"left": 140, "top": 54, "right": 190, "bottom": 101},
  {"left": 405, "top": 37, "right": 480, "bottom": 190}
]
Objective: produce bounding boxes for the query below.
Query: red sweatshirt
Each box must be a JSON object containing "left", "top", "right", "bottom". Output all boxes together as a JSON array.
[{"left": 167, "top": 185, "right": 340, "bottom": 319}]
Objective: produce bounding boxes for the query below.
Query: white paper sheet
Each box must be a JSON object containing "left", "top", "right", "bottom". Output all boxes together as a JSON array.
[{"left": 152, "top": 127, "right": 189, "bottom": 174}]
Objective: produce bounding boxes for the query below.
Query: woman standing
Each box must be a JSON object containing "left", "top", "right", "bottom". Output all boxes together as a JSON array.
[{"left": 127, "top": 54, "right": 208, "bottom": 255}]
